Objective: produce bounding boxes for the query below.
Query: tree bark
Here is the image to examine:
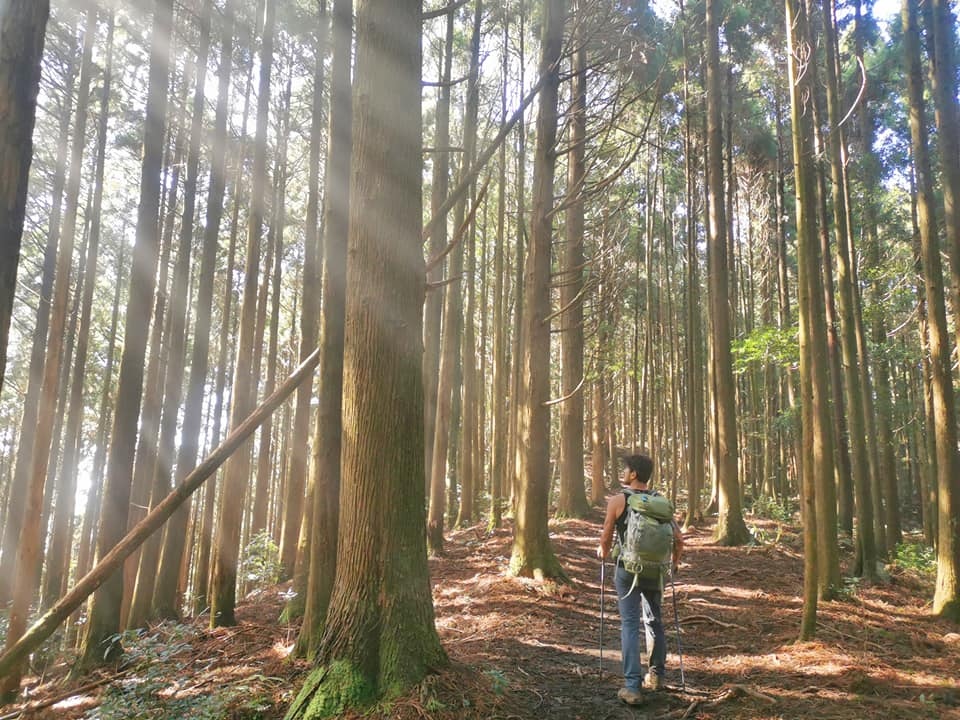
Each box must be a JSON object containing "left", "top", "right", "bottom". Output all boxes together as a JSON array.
[
  {"left": 557, "top": 0, "right": 589, "bottom": 520},
  {"left": 904, "top": 0, "right": 960, "bottom": 622},
  {"left": 285, "top": 2, "right": 447, "bottom": 713},
  {"left": 153, "top": 0, "right": 225, "bottom": 621},
  {"left": 706, "top": 0, "right": 749, "bottom": 546},
  {"left": 509, "top": 0, "right": 567, "bottom": 580},
  {"left": 0, "top": 0, "right": 50, "bottom": 399},
  {"left": 75, "top": 0, "right": 174, "bottom": 672},
  {"left": 296, "top": 0, "right": 350, "bottom": 656},
  {"left": 210, "top": 0, "right": 276, "bottom": 628},
  {"left": 280, "top": 0, "right": 326, "bottom": 583}
]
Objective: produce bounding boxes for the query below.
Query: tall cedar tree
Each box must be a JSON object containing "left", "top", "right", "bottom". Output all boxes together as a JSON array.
[
  {"left": 787, "top": 0, "right": 838, "bottom": 639},
  {"left": 76, "top": 0, "right": 173, "bottom": 671},
  {"left": 153, "top": 0, "right": 228, "bottom": 621},
  {"left": 705, "top": 0, "right": 749, "bottom": 546},
  {"left": 557, "top": 0, "right": 590, "bottom": 519},
  {"left": 284, "top": 2, "right": 446, "bottom": 715},
  {"left": 210, "top": 0, "right": 276, "bottom": 628},
  {"left": 510, "top": 0, "right": 567, "bottom": 579},
  {"left": 904, "top": 0, "right": 960, "bottom": 621},
  {"left": 297, "top": 0, "right": 351, "bottom": 654},
  {"left": 0, "top": 0, "right": 49, "bottom": 398}
]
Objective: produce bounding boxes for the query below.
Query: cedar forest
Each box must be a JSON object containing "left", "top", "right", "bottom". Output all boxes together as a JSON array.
[{"left": 0, "top": 0, "right": 958, "bottom": 718}]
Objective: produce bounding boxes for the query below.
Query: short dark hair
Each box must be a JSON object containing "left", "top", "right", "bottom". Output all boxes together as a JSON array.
[{"left": 623, "top": 453, "right": 653, "bottom": 484}]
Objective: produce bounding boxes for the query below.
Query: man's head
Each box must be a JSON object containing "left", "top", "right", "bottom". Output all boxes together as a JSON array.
[{"left": 622, "top": 453, "right": 653, "bottom": 486}]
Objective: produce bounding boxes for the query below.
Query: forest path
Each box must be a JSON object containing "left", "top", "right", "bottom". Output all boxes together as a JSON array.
[
  {"left": 429, "top": 509, "right": 960, "bottom": 720},
  {"left": 11, "top": 506, "right": 960, "bottom": 719}
]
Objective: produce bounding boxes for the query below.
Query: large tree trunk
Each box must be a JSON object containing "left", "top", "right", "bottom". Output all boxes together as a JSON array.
[
  {"left": 426, "top": 10, "right": 458, "bottom": 556},
  {"left": 423, "top": 10, "right": 454, "bottom": 499},
  {"left": 210, "top": 0, "right": 275, "bottom": 628},
  {"left": 681, "top": 0, "right": 704, "bottom": 527},
  {"left": 818, "top": 0, "right": 871, "bottom": 586},
  {"left": 75, "top": 0, "right": 174, "bottom": 672},
  {"left": 0, "top": 0, "right": 50, "bottom": 399},
  {"left": 126, "top": 65, "right": 190, "bottom": 630},
  {"left": 0, "top": 7, "right": 67, "bottom": 605},
  {"left": 787, "top": 0, "right": 836, "bottom": 640},
  {"left": 280, "top": 0, "right": 325, "bottom": 583},
  {"left": 285, "top": 2, "right": 446, "bottom": 714},
  {"left": 925, "top": 0, "right": 960, "bottom": 622},
  {"left": 706, "top": 0, "right": 749, "bottom": 546},
  {"left": 854, "top": 0, "right": 900, "bottom": 551},
  {"left": 153, "top": 0, "right": 225, "bottom": 621},
  {"left": 904, "top": 0, "right": 960, "bottom": 622},
  {"left": 296, "top": 0, "right": 350, "bottom": 656},
  {"left": 489, "top": 9, "right": 510, "bottom": 529},
  {"left": 509, "top": 0, "right": 566, "bottom": 580},
  {"left": 557, "top": 0, "right": 589, "bottom": 520},
  {"left": 42, "top": 5, "right": 101, "bottom": 614},
  {"left": 456, "top": 0, "right": 484, "bottom": 529}
]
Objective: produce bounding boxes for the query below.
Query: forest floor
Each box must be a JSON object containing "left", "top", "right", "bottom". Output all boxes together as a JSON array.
[{"left": 7, "top": 507, "right": 960, "bottom": 720}]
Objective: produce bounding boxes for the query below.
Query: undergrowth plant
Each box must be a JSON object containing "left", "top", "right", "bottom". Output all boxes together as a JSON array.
[
  {"left": 892, "top": 541, "right": 936, "bottom": 575},
  {"left": 82, "top": 623, "right": 271, "bottom": 720},
  {"left": 242, "top": 530, "right": 282, "bottom": 593}
]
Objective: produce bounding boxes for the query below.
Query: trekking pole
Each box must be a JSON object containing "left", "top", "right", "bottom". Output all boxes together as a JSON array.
[
  {"left": 668, "top": 565, "right": 686, "bottom": 692},
  {"left": 599, "top": 557, "right": 605, "bottom": 680}
]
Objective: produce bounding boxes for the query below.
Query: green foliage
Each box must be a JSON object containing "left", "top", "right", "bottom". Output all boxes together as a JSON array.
[
  {"left": 484, "top": 668, "right": 509, "bottom": 696},
  {"left": 749, "top": 494, "right": 796, "bottom": 524},
  {"left": 732, "top": 325, "right": 799, "bottom": 375},
  {"left": 836, "top": 576, "right": 862, "bottom": 601},
  {"left": 241, "top": 530, "right": 282, "bottom": 592},
  {"left": 891, "top": 542, "right": 936, "bottom": 575},
  {"left": 83, "top": 623, "right": 272, "bottom": 720}
]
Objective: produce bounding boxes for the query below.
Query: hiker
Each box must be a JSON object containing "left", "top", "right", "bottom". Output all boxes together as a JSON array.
[{"left": 596, "top": 453, "right": 683, "bottom": 706}]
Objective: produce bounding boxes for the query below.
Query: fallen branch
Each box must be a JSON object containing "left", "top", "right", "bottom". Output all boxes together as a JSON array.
[
  {"left": 0, "top": 671, "right": 129, "bottom": 720},
  {"left": 681, "top": 614, "right": 747, "bottom": 630},
  {"left": 0, "top": 348, "right": 320, "bottom": 686},
  {"left": 672, "top": 683, "right": 775, "bottom": 719}
]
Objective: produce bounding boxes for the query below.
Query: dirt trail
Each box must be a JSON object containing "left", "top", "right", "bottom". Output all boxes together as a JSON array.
[
  {"left": 10, "top": 508, "right": 960, "bottom": 719},
  {"left": 428, "top": 510, "right": 960, "bottom": 720}
]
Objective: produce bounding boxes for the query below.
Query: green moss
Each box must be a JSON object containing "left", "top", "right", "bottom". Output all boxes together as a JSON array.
[{"left": 285, "top": 661, "right": 375, "bottom": 720}]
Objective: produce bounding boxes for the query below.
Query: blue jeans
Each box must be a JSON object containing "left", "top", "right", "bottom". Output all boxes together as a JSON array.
[{"left": 615, "top": 564, "right": 666, "bottom": 691}]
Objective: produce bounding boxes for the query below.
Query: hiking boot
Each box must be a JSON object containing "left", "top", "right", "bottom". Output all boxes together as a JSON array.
[
  {"left": 618, "top": 687, "right": 644, "bottom": 705},
  {"left": 643, "top": 672, "right": 664, "bottom": 691}
]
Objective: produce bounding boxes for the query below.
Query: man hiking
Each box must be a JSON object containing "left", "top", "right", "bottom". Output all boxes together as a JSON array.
[{"left": 597, "top": 453, "right": 683, "bottom": 706}]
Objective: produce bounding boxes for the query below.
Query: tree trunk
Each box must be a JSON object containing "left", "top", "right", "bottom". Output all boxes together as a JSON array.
[
  {"left": 787, "top": 0, "right": 836, "bottom": 640},
  {"left": 0, "top": 7, "right": 67, "bottom": 605},
  {"left": 706, "top": 0, "right": 749, "bottom": 546},
  {"left": 126, "top": 64, "right": 190, "bottom": 630},
  {"left": 557, "top": 0, "right": 589, "bottom": 520},
  {"left": 295, "top": 0, "right": 350, "bottom": 655},
  {"left": 904, "top": 0, "right": 960, "bottom": 622},
  {"left": 509, "top": 0, "right": 567, "bottom": 580},
  {"left": 681, "top": 0, "right": 704, "bottom": 526},
  {"left": 490, "top": 9, "right": 510, "bottom": 528},
  {"left": 210, "top": 0, "right": 275, "bottom": 628},
  {"left": 456, "top": 0, "right": 484, "bottom": 529},
  {"left": 3, "top": 1, "right": 93, "bottom": 691},
  {"left": 285, "top": 2, "right": 447, "bottom": 713},
  {"left": 280, "top": 1, "right": 325, "bottom": 583},
  {"left": 75, "top": 0, "right": 174, "bottom": 672},
  {"left": 426, "top": 10, "right": 459, "bottom": 556},
  {"left": 423, "top": 11, "right": 455, "bottom": 500},
  {"left": 0, "top": 0, "right": 50, "bottom": 399},
  {"left": 42, "top": 5, "right": 101, "bottom": 614},
  {"left": 153, "top": 0, "right": 224, "bottom": 621}
]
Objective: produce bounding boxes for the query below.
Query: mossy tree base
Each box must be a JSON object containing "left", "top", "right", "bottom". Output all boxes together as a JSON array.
[
  {"left": 508, "top": 548, "right": 570, "bottom": 583},
  {"left": 284, "top": 661, "right": 375, "bottom": 720}
]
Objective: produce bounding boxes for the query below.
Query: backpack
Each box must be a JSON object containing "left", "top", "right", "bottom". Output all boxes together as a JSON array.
[{"left": 617, "top": 490, "right": 674, "bottom": 596}]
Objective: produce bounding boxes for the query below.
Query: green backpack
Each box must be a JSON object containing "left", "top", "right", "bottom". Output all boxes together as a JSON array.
[{"left": 617, "top": 491, "right": 674, "bottom": 596}]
